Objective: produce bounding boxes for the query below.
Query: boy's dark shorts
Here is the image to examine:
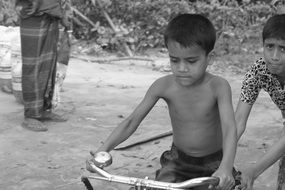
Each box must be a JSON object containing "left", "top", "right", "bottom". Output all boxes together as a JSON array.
[{"left": 155, "top": 144, "right": 241, "bottom": 189}]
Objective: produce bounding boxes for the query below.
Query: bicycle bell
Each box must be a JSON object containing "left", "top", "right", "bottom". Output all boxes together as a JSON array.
[{"left": 93, "top": 151, "right": 112, "bottom": 168}]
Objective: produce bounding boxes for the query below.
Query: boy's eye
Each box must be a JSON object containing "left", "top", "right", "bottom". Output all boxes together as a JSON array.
[
  {"left": 281, "top": 47, "right": 285, "bottom": 53},
  {"left": 170, "top": 58, "right": 179, "bottom": 63},
  {"left": 186, "top": 59, "right": 197, "bottom": 64},
  {"left": 265, "top": 44, "right": 274, "bottom": 49}
]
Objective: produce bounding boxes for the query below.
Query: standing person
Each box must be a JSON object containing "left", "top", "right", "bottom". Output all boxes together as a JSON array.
[
  {"left": 235, "top": 14, "right": 285, "bottom": 190},
  {"left": 15, "top": 0, "right": 69, "bottom": 132},
  {"left": 87, "top": 14, "right": 240, "bottom": 190}
]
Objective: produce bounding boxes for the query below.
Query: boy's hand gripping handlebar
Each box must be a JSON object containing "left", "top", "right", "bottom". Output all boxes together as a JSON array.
[{"left": 82, "top": 151, "right": 219, "bottom": 190}]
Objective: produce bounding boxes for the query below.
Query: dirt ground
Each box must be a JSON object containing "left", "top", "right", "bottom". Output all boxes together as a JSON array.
[{"left": 0, "top": 55, "right": 283, "bottom": 190}]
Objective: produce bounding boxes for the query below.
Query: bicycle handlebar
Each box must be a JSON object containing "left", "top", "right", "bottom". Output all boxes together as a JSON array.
[{"left": 84, "top": 160, "right": 219, "bottom": 190}]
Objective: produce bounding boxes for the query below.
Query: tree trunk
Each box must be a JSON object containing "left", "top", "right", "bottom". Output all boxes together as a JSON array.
[{"left": 277, "top": 156, "right": 285, "bottom": 190}]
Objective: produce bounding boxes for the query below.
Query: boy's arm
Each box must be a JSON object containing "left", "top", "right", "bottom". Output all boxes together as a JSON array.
[
  {"left": 235, "top": 100, "right": 253, "bottom": 140},
  {"left": 235, "top": 59, "right": 261, "bottom": 140},
  {"left": 216, "top": 79, "right": 237, "bottom": 171},
  {"left": 212, "top": 78, "right": 237, "bottom": 189},
  {"left": 93, "top": 79, "right": 163, "bottom": 154}
]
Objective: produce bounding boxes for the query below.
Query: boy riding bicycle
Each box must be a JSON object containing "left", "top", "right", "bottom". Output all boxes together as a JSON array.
[{"left": 88, "top": 14, "right": 240, "bottom": 190}]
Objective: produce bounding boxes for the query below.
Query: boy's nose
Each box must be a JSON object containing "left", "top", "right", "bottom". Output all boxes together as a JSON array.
[
  {"left": 178, "top": 62, "right": 188, "bottom": 72},
  {"left": 271, "top": 48, "right": 280, "bottom": 61}
]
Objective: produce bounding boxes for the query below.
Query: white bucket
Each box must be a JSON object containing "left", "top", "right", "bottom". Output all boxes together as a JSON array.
[
  {"left": 10, "top": 27, "right": 23, "bottom": 104},
  {"left": 11, "top": 60, "right": 23, "bottom": 104},
  {"left": 0, "top": 26, "right": 12, "bottom": 90},
  {"left": 0, "top": 26, "right": 21, "bottom": 92}
]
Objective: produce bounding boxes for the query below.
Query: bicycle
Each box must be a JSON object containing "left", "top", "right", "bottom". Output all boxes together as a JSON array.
[{"left": 82, "top": 151, "right": 220, "bottom": 190}]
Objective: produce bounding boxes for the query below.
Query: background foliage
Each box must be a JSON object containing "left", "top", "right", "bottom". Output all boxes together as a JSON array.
[
  {"left": 0, "top": 0, "right": 18, "bottom": 26},
  {"left": 0, "top": 0, "right": 274, "bottom": 63},
  {"left": 70, "top": 0, "right": 274, "bottom": 55}
]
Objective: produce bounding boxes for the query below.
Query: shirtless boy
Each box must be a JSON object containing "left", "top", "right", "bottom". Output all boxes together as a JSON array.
[{"left": 88, "top": 14, "right": 239, "bottom": 190}]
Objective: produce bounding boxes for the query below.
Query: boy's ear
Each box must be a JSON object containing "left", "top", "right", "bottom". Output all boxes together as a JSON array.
[{"left": 207, "top": 50, "right": 216, "bottom": 65}]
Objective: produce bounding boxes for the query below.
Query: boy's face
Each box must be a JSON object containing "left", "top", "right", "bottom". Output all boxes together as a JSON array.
[
  {"left": 167, "top": 40, "right": 212, "bottom": 87},
  {"left": 263, "top": 38, "right": 285, "bottom": 77}
]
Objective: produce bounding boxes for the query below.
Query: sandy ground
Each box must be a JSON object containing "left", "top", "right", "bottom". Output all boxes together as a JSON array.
[{"left": 0, "top": 56, "right": 283, "bottom": 190}]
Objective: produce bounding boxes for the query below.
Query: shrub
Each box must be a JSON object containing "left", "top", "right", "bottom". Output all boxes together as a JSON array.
[
  {"left": 0, "top": 0, "right": 274, "bottom": 56},
  {"left": 71, "top": 0, "right": 273, "bottom": 55}
]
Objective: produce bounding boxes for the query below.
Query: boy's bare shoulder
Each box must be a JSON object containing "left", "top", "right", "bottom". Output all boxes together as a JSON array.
[
  {"left": 149, "top": 74, "right": 174, "bottom": 93},
  {"left": 207, "top": 73, "right": 231, "bottom": 90},
  {"left": 153, "top": 74, "right": 173, "bottom": 85}
]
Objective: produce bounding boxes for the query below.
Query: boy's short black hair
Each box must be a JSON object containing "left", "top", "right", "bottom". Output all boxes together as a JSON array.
[
  {"left": 262, "top": 14, "right": 285, "bottom": 42},
  {"left": 164, "top": 14, "right": 216, "bottom": 55}
]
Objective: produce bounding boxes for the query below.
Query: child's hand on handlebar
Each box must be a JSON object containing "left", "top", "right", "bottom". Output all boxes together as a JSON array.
[{"left": 210, "top": 168, "right": 235, "bottom": 190}]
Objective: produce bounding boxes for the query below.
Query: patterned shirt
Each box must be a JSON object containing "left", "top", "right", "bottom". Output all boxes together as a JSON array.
[{"left": 240, "top": 58, "right": 285, "bottom": 111}]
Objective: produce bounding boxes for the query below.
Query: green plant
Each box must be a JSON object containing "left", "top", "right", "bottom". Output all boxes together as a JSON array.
[
  {"left": 71, "top": 0, "right": 273, "bottom": 55},
  {"left": 0, "top": 0, "right": 274, "bottom": 58}
]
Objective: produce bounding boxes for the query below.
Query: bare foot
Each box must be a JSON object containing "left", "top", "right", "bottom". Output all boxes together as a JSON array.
[{"left": 21, "top": 118, "right": 47, "bottom": 132}]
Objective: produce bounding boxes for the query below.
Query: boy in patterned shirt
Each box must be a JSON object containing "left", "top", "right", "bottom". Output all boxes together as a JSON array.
[{"left": 235, "top": 14, "right": 285, "bottom": 190}]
